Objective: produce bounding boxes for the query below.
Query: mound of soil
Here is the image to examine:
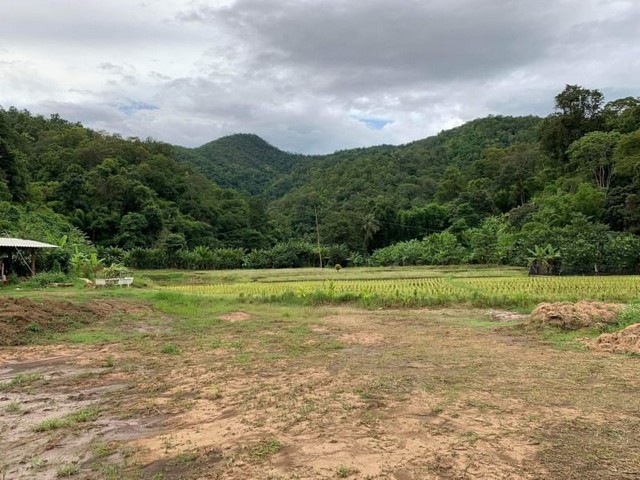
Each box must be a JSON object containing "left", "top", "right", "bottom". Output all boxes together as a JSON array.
[
  {"left": 0, "top": 297, "right": 151, "bottom": 346},
  {"left": 528, "top": 301, "right": 623, "bottom": 330},
  {"left": 590, "top": 323, "right": 640, "bottom": 354}
]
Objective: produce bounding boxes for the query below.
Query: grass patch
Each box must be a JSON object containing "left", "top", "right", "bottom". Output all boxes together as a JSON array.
[
  {"left": 160, "top": 343, "right": 181, "bottom": 355},
  {"left": 615, "top": 303, "right": 640, "bottom": 330},
  {"left": 336, "top": 465, "right": 357, "bottom": 478},
  {"left": 58, "top": 330, "right": 130, "bottom": 344},
  {"left": 56, "top": 463, "right": 80, "bottom": 477},
  {"left": 249, "top": 438, "right": 282, "bottom": 459},
  {"left": 5, "top": 401, "right": 21, "bottom": 413},
  {"left": 92, "top": 441, "right": 117, "bottom": 459},
  {"left": 34, "top": 406, "right": 100, "bottom": 432},
  {"left": 319, "top": 340, "right": 345, "bottom": 351},
  {"left": 0, "top": 372, "right": 44, "bottom": 390}
]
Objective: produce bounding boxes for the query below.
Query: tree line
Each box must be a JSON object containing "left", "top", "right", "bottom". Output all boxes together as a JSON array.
[{"left": 1, "top": 84, "right": 639, "bottom": 275}]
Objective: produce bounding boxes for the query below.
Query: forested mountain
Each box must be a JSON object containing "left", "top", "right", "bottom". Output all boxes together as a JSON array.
[
  {"left": 2, "top": 85, "right": 640, "bottom": 274},
  {"left": 174, "top": 133, "right": 309, "bottom": 195},
  {"left": 267, "top": 116, "right": 541, "bottom": 250},
  {"left": 0, "top": 109, "right": 277, "bottom": 252}
]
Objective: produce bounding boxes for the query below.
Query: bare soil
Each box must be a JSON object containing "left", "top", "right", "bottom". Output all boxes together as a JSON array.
[
  {"left": 1, "top": 300, "right": 639, "bottom": 479},
  {"left": 219, "top": 311, "right": 253, "bottom": 322},
  {"left": 0, "top": 297, "right": 152, "bottom": 346}
]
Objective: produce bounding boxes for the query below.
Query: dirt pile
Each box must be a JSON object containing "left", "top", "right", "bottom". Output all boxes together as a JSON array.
[
  {"left": 0, "top": 297, "right": 151, "bottom": 346},
  {"left": 590, "top": 323, "right": 640, "bottom": 354},
  {"left": 528, "top": 301, "right": 623, "bottom": 330}
]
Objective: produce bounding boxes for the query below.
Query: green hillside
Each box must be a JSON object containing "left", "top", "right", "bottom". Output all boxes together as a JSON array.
[
  {"left": 0, "top": 109, "right": 276, "bottom": 253},
  {"left": 174, "top": 133, "right": 310, "bottom": 195},
  {"left": 2, "top": 85, "right": 640, "bottom": 274}
]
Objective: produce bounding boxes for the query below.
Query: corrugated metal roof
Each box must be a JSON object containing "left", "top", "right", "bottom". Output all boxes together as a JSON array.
[{"left": 0, "top": 237, "right": 59, "bottom": 249}]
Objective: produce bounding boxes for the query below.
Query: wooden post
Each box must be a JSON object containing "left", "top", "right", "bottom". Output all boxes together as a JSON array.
[{"left": 31, "top": 250, "right": 36, "bottom": 277}]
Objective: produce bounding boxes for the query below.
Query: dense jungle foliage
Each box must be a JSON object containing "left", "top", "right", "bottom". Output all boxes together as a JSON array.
[{"left": 1, "top": 85, "right": 640, "bottom": 274}]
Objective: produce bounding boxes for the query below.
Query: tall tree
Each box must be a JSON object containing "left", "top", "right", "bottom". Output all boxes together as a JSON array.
[
  {"left": 362, "top": 213, "right": 381, "bottom": 252},
  {"left": 539, "top": 85, "right": 605, "bottom": 164},
  {"left": 568, "top": 131, "right": 621, "bottom": 190}
]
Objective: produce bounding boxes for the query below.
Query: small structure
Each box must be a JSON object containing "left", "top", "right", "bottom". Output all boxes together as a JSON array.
[
  {"left": 0, "top": 237, "right": 59, "bottom": 279},
  {"left": 95, "top": 277, "right": 134, "bottom": 288}
]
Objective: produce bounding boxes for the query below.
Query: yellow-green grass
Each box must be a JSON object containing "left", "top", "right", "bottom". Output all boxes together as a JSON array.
[
  {"left": 166, "top": 274, "right": 640, "bottom": 310},
  {"left": 140, "top": 265, "right": 527, "bottom": 286}
]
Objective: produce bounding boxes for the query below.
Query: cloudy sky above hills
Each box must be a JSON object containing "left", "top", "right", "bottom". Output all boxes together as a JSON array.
[{"left": 1, "top": 0, "right": 639, "bottom": 154}]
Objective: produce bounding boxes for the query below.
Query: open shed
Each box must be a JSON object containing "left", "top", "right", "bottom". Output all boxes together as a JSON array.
[{"left": 0, "top": 237, "right": 58, "bottom": 279}]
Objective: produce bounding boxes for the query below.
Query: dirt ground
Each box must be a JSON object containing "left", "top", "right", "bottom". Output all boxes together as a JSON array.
[
  {"left": 0, "top": 297, "right": 152, "bottom": 346},
  {"left": 1, "top": 299, "right": 639, "bottom": 479}
]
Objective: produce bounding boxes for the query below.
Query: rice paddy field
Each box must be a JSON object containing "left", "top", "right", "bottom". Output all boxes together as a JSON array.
[
  {"left": 159, "top": 266, "right": 640, "bottom": 309},
  {"left": 1, "top": 266, "right": 640, "bottom": 479}
]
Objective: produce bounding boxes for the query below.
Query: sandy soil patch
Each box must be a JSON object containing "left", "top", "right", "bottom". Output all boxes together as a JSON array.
[
  {"left": 339, "top": 331, "right": 386, "bottom": 346},
  {"left": 219, "top": 311, "right": 252, "bottom": 322}
]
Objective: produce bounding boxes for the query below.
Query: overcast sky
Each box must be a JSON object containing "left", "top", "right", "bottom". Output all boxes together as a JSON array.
[{"left": 1, "top": 1, "right": 639, "bottom": 154}]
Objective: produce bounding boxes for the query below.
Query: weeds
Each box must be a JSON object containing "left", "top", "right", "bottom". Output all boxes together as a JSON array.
[
  {"left": 92, "top": 442, "right": 116, "bottom": 459},
  {"left": 336, "top": 465, "right": 356, "bottom": 478},
  {"left": 30, "top": 457, "right": 47, "bottom": 470},
  {"left": 34, "top": 406, "right": 100, "bottom": 432},
  {"left": 160, "top": 343, "right": 181, "bottom": 355},
  {"left": 0, "top": 373, "right": 44, "bottom": 390},
  {"left": 250, "top": 438, "right": 282, "bottom": 459},
  {"left": 56, "top": 463, "right": 79, "bottom": 477},
  {"left": 5, "top": 401, "right": 21, "bottom": 413}
]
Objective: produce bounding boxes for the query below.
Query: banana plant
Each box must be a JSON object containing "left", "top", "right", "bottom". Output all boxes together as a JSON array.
[{"left": 527, "top": 244, "right": 561, "bottom": 275}]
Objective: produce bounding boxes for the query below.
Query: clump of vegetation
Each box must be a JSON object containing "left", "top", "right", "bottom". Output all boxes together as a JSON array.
[
  {"left": 34, "top": 406, "right": 100, "bottom": 432},
  {"left": 56, "top": 463, "right": 80, "bottom": 477},
  {"left": 160, "top": 344, "right": 181, "bottom": 355},
  {"left": 0, "top": 372, "right": 44, "bottom": 390},
  {"left": 23, "top": 272, "right": 75, "bottom": 288},
  {"left": 336, "top": 465, "right": 357, "bottom": 478},
  {"left": 5, "top": 401, "right": 21, "bottom": 413},
  {"left": 250, "top": 438, "right": 282, "bottom": 459}
]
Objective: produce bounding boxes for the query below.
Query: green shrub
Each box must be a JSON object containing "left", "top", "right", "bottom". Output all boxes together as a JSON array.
[{"left": 23, "top": 271, "right": 73, "bottom": 287}]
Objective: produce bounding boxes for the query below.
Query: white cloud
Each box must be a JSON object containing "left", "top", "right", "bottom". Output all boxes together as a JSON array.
[{"left": 0, "top": 0, "right": 639, "bottom": 154}]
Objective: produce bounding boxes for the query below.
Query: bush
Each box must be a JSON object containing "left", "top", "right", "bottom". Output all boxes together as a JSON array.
[
  {"left": 23, "top": 271, "right": 73, "bottom": 287},
  {"left": 124, "top": 248, "right": 167, "bottom": 269},
  {"left": 211, "top": 248, "right": 244, "bottom": 269},
  {"left": 603, "top": 234, "right": 640, "bottom": 274}
]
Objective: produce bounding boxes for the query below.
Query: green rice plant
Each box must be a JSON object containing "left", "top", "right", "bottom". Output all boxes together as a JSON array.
[{"left": 165, "top": 275, "right": 640, "bottom": 310}]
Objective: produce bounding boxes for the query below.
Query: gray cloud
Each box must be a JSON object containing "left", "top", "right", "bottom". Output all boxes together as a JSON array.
[
  {"left": 194, "top": 0, "right": 557, "bottom": 84},
  {"left": 1, "top": 0, "right": 639, "bottom": 154}
]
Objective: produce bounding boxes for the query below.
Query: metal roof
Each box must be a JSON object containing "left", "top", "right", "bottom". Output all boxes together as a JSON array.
[{"left": 0, "top": 237, "right": 59, "bottom": 249}]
